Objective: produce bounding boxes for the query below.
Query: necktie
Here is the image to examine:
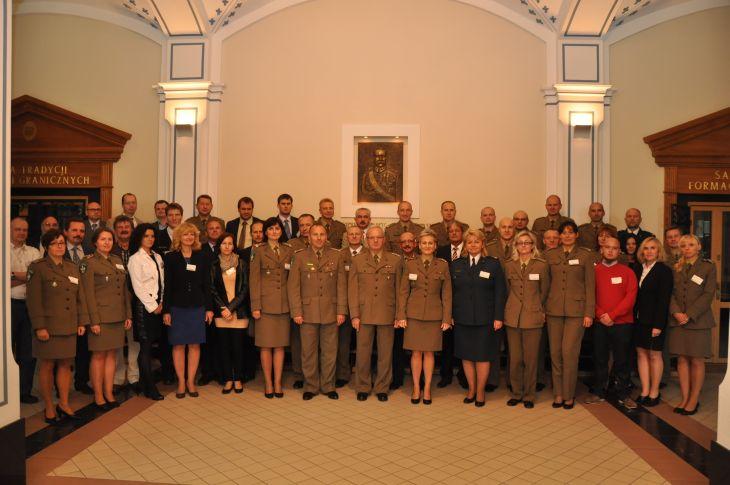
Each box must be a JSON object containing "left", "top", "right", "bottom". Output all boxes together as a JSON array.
[
  {"left": 521, "top": 262, "right": 527, "bottom": 274},
  {"left": 403, "top": 225, "right": 408, "bottom": 233},
  {"left": 564, "top": 251, "right": 570, "bottom": 259},
  {"left": 505, "top": 245, "right": 510, "bottom": 257},
  {"left": 374, "top": 254, "right": 380, "bottom": 264},
  {"left": 316, "top": 250, "right": 322, "bottom": 260},
  {"left": 685, "top": 263, "right": 692, "bottom": 275},
  {"left": 424, "top": 259, "right": 430, "bottom": 270},
  {"left": 352, "top": 249, "right": 357, "bottom": 257},
  {"left": 452, "top": 247, "right": 458, "bottom": 261},
  {"left": 273, "top": 246, "right": 280, "bottom": 258},
  {"left": 91, "top": 222, "right": 98, "bottom": 232},
  {"left": 238, "top": 221, "right": 247, "bottom": 249},
  {"left": 283, "top": 219, "right": 291, "bottom": 239},
  {"left": 72, "top": 246, "right": 80, "bottom": 264},
  {"left": 471, "top": 257, "right": 476, "bottom": 268},
  {"left": 325, "top": 223, "right": 330, "bottom": 234}
]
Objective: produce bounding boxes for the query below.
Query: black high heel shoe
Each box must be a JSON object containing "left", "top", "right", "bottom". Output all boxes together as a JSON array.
[
  {"left": 94, "top": 401, "right": 109, "bottom": 411},
  {"left": 411, "top": 396, "right": 421, "bottom": 405},
  {"left": 44, "top": 413, "right": 61, "bottom": 425},
  {"left": 475, "top": 400, "right": 485, "bottom": 407},
  {"left": 222, "top": 386, "right": 233, "bottom": 395},
  {"left": 423, "top": 397, "right": 432, "bottom": 405},
  {"left": 56, "top": 405, "right": 81, "bottom": 420},
  {"left": 552, "top": 401, "right": 564, "bottom": 408},
  {"left": 463, "top": 396, "right": 475, "bottom": 404},
  {"left": 681, "top": 402, "right": 700, "bottom": 416},
  {"left": 264, "top": 392, "right": 274, "bottom": 399},
  {"left": 105, "top": 400, "right": 120, "bottom": 409}
]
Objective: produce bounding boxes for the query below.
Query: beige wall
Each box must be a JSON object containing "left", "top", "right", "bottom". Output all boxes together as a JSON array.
[
  {"left": 610, "top": 7, "right": 730, "bottom": 234},
  {"left": 12, "top": 14, "right": 161, "bottom": 221},
  {"left": 220, "top": 0, "right": 547, "bottom": 227}
]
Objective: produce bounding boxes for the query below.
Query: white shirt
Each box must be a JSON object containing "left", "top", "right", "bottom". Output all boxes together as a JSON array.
[
  {"left": 639, "top": 261, "right": 656, "bottom": 287},
  {"left": 450, "top": 242, "right": 464, "bottom": 260},
  {"left": 468, "top": 254, "right": 481, "bottom": 267},
  {"left": 66, "top": 242, "right": 85, "bottom": 263},
  {"left": 349, "top": 245, "right": 363, "bottom": 257},
  {"left": 341, "top": 224, "right": 372, "bottom": 249},
  {"left": 10, "top": 242, "right": 41, "bottom": 299},
  {"left": 128, "top": 250, "right": 165, "bottom": 313}
]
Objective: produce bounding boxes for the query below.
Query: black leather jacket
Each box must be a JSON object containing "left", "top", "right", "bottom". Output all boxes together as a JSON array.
[{"left": 210, "top": 257, "right": 251, "bottom": 319}]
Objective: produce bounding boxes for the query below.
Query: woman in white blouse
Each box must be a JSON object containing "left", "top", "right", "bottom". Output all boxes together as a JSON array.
[{"left": 128, "top": 223, "right": 165, "bottom": 401}]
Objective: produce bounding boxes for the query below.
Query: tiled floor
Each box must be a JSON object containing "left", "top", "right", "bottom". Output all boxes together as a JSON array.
[{"left": 34, "top": 378, "right": 679, "bottom": 485}]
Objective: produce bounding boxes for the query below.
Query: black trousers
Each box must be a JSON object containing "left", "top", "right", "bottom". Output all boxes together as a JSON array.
[
  {"left": 440, "top": 327, "right": 463, "bottom": 381},
  {"left": 392, "top": 327, "right": 405, "bottom": 385},
  {"left": 593, "top": 323, "right": 633, "bottom": 398},
  {"left": 200, "top": 324, "right": 221, "bottom": 381},
  {"left": 218, "top": 328, "right": 245, "bottom": 381},
  {"left": 242, "top": 333, "right": 257, "bottom": 380},
  {"left": 158, "top": 326, "right": 174, "bottom": 381},
  {"left": 74, "top": 333, "right": 90, "bottom": 388},
  {"left": 137, "top": 339, "right": 157, "bottom": 394},
  {"left": 11, "top": 299, "right": 36, "bottom": 396}
]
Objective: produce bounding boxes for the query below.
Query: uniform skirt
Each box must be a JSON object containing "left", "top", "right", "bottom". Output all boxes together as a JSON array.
[
  {"left": 454, "top": 323, "right": 500, "bottom": 362},
  {"left": 404, "top": 319, "right": 442, "bottom": 351},
  {"left": 667, "top": 326, "right": 712, "bottom": 359},
  {"left": 634, "top": 324, "right": 666, "bottom": 351},
  {"left": 168, "top": 306, "right": 206, "bottom": 345},
  {"left": 255, "top": 313, "right": 290, "bottom": 348},
  {"left": 88, "top": 321, "right": 125, "bottom": 352},
  {"left": 33, "top": 333, "right": 76, "bottom": 360}
]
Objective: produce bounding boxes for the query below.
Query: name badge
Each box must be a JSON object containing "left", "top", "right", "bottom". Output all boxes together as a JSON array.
[
  {"left": 284, "top": 263, "right": 291, "bottom": 270},
  {"left": 225, "top": 267, "right": 236, "bottom": 276},
  {"left": 409, "top": 273, "right": 418, "bottom": 281},
  {"left": 115, "top": 264, "right": 125, "bottom": 271},
  {"left": 345, "top": 265, "right": 350, "bottom": 272},
  {"left": 568, "top": 259, "right": 580, "bottom": 266},
  {"left": 611, "top": 277, "right": 623, "bottom": 284},
  {"left": 68, "top": 276, "right": 79, "bottom": 285},
  {"left": 529, "top": 273, "right": 540, "bottom": 281},
  {"left": 691, "top": 275, "right": 704, "bottom": 285},
  {"left": 479, "top": 271, "right": 491, "bottom": 279},
  {"left": 186, "top": 264, "right": 197, "bottom": 272}
]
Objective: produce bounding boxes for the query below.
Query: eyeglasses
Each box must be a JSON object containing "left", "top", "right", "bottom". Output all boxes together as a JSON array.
[
  {"left": 516, "top": 241, "right": 534, "bottom": 246},
  {"left": 48, "top": 241, "right": 66, "bottom": 247},
  {"left": 366, "top": 236, "right": 384, "bottom": 240}
]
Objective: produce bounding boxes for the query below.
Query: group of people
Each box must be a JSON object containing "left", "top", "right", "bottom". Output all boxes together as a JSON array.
[{"left": 9, "top": 191, "right": 716, "bottom": 424}]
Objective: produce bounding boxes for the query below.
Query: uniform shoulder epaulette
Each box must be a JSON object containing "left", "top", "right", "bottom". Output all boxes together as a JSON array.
[
  {"left": 435, "top": 257, "right": 448, "bottom": 264},
  {"left": 293, "top": 248, "right": 305, "bottom": 253},
  {"left": 30, "top": 257, "right": 45, "bottom": 265},
  {"left": 388, "top": 251, "right": 401, "bottom": 258},
  {"left": 486, "top": 255, "right": 499, "bottom": 261},
  {"left": 282, "top": 242, "right": 292, "bottom": 247},
  {"left": 578, "top": 246, "right": 593, "bottom": 252},
  {"left": 534, "top": 256, "right": 547, "bottom": 262},
  {"left": 545, "top": 247, "right": 559, "bottom": 254},
  {"left": 577, "top": 222, "right": 590, "bottom": 228},
  {"left": 485, "top": 239, "right": 497, "bottom": 246},
  {"left": 329, "top": 247, "right": 341, "bottom": 252},
  {"left": 702, "top": 258, "right": 713, "bottom": 263}
]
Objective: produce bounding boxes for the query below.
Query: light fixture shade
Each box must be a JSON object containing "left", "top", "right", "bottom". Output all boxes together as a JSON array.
[
  {"left": 570, "top": 112, "right": 593, "bottom": 127},
  {"left": 175, "top": 108, "right": 197, "bottom": 126}
]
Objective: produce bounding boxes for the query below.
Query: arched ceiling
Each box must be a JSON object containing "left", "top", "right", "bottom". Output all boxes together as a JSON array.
[{"left": 12, "top": 0, "right": 719, "bottom": 38}]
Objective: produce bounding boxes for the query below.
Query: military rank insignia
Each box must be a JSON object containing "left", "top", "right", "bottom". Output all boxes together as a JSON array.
[{"left": 79, "top": 262, "right": 88, "bottom": 274}]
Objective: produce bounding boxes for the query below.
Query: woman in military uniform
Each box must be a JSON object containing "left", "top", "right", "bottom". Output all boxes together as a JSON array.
[
  {"left": 250, "top": 217, "right": 293, "bottom": 398},
  {"left": 503, "top": 231, "right": 550, "bottom": 408},
  {"left": 451, "top": 229, "right": 506, "bottom": 407},
  {"left": 211, "top": 232, "right": 250, "bottom": 394},
  {"left": 396, "top": 229, "right": 452, "bottom": 405},
  {"left": 668, "top": 234, "right": 717, "bottom": 415},
  {"left": 545, "top": 221, "right": 595, "bottom": 410},
  {"left": 27, "top": 229, "right": 88, "bottom": 424},
  {"left": 80, "top": 228, "right": 132, "bottom": 409}
]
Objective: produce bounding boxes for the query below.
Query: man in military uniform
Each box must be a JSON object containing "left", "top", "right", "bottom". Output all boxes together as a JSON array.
[
  {"left": 391, "top": 231, "right": 418, "bottom": 389},
  {"left": 479, "top": 207, "right": 499, "bottom": 243},
  {"left": 664, "top": 226, "right": 682, "bottom": 268},
  {"left": 361, "top": 148, "right": 399, "bottom": 202},
  {"left": 543, "top": 229, "right": 560, "bottom": 250},
  {"left": 336, "top": 226, "right": 365, "bottom": 387},
  {"left": 487, "top": 217, "right": 516, "bottom": 262},
  {"left": 618, "top": 208, "right": 654, "bottom": 252},
  {"left": 288, "top": 214, "right": 316, "bottom": 252},
  {"left": 348, "top": 226, "right": 402, "bottom": 401},
  {"left": 341, "top": 207, "right": 372, "bottom": 249},
  {"left": 317, "top": 198, "right": 347, "bottom": 247},
  {"left": 577, "top": 202, "right": 617, "bottom": 250},
  {"left": 186, "top": 194, "right": 225, "bottom": 245},
  {"left": 288, "top": 224, "right": 347, "bottom": 400},
  {"left": 429, "top": 201, "right": 469, "bottom": 247},
  {"left": 385, "top": 201, "right": 424, "bottom": 253},
  {"left": 532, "top": 195, "right": 573, "bottom": 249},
  {"left": 513, "top": 211, "right": 530, "bottom": 233}
]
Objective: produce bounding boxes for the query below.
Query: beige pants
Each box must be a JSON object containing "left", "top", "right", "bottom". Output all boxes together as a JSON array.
[
  {"left": 355, "top": 324, "right": 394, "bottom": 394},
  {"left": 289, "top": 320, "right": 302, "bottom": 379},
  {"left": 506, "top": 326, "right": 542, "bottom": 401},
  {"left": 336, "top": 318, "right": 353, "bottom": 381},
  {"left": 300, "top": 322, "right": 338, "bottom": 394},
  {"left": 547, "top": 316, "right": 585, "bottom": 401}
]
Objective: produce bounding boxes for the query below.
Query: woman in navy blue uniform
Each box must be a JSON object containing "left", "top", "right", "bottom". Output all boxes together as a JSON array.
[{"left": 451, "top": 229, "right": 506, "bottom": 406}]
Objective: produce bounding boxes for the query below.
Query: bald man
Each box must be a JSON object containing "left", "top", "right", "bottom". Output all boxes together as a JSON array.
[
  {"left": 577, "top": 203, "right": 617, "bottom": 250},
  {"left": 532, "top": 195, "right": 574, "bottom": 249},
  {"left": 486, "top": 217, "right": 516, "bottom": 261},
  {"left": 512, "top": 210, "right": 530, "bottom": 232},
  {"left": 617, "top": 208, "right": 654, "bottom": 253},
  {"left": 429, "top": 201, "right": 469, "bottom": 247},
  {"left": 479, "top": 207, "right": 499, "bottom": 243},
  {"left": 385, "top": 201, "right": 424, "bottom": 254}
]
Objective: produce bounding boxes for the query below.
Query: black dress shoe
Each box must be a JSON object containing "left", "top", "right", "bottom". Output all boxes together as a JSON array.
[
  {"left": 637, "top": 395, "right": 648, "bottom": 405},
  {"left": 644, "top": 396, "right": 660, "bottom": 407},
  {"left": 20, "top": 394, "right": 39, "bottom": 404},
  {"left": 44, "top": 414, "right": 61, "bottom": 425},
  {"left": 176, "top": 392, "right": 186, "bottom": 399},
  {"left": 389, "top": 382, "right": 402, "bottom": 390},
  {"left": 357, "top": 392, "right": 368, "bottom": 401},
  {"left": 146, "top": 392, "right": 164, "bottom": 401},
  {"left": 94, "top": 402, "right": 109, "bottom": 411},
  {"left": 335, "top": 379, "right": 349, "bottom": 388},
  {"left": 422, "top": 398, "right": 432, "bottom": 405},
  {"left": 56, "top": 405, "right": 81, "bottom": 420},
  {"left": 552, "top": 401, "right": 564, "bottom": 408},
  {"left": 302, "top": 392, "right": 315, "bottom": 401},
  {"left": 475, "top": 400, "right": 485, "bottom": 407},
  {"left": 274, "top": 392, "right": 284, "bottom": 398},
  {"left": 129, "top": 382, "right": 142, "bottom": 395},
  {"left": 293, "top": 380, "right": 304, "bottom": 389},
  {"left": 563, "top": 401, "right": 575, "bottom": 410},
  {"left": 681, "top": 403, "right": 700, "bottom": 415},
  {"left": 411, "top": 397, "right": 421, "bottom": 404},
  {"left": 536, "top": 383, "right": 546, "bottom": 392},
  {"left": 485, "top": 384, "right": 497, "bottom": 393},
  {"left": 673, "top": 406, "right": 684, "bottom": 414},
  {"left": 377, "top": 393, "right": 388, "bottom": 402},
  {"left": 437, "top": 379, "right": 452, "bottom": 388},
  {"left": 264, "top": 392, "right": 274, "bottom": 399},
  {"left": 507, "top": 398, "right": 522, "bottom": 406},
  {"left": 75, "top": 384, "right": 94, "bottom": 395},
  {"left": 106, "top": 400, "right": 120, "bottom": 409},
  {"left": 327, "top": 391, "right": 339, "bottom": 400},
  {"left": 222, "top": 387, "right": 233, "bottom": 395},
  {"left": 234, "top": 386, "right": 244, "bottom": 394},
  {"left": 524, "top": 401, "right": 534, "bottom": 409},
  {"left": 187, "top": 390, "right": 199, "bottom": 398},
  {"left": 463, "top": 396, "right": 475, "bottom": 404}
]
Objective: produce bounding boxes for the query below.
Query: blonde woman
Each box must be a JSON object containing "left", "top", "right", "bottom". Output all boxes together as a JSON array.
[
  {"left": 396, "top": 230, "right": 452, "bottom": 405},
  {"left": 503, "top": 231, "right": 549, "bottom": 408},
  {"left": 451, "top": 229, "right": 506, "bottom": 407},
  {"left": 162, "top": 222, "right": 214, "bottom": 398},
  {"left": 632, "top": 237, "right": 673, "bottom": 407},
  {"left": 668, "top": 235, "right": 717, "bottom": 415}
]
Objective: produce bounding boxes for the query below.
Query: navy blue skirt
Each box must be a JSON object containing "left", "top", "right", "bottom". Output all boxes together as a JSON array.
[{"left": 168, "top": 306, "right": 206, "bottom": 345}]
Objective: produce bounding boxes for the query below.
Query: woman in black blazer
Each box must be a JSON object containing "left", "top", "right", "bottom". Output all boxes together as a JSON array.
[
  {"left": 162, "top": 222, "right": 214, "bottom": 398},
  {"left": 451, "top": 229, "right": 506, "bottom": 407},
  {"left": 633, "top": 236, "right": 673, "bottom": 406},
  {"left": 211, "top": 233, "right": 251, "bottom": 394}
]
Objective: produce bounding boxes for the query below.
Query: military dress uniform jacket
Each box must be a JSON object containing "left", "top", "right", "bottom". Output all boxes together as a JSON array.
[
  {"left": 347, "top": 251, "right": 403, "bottom": 325},
  {"left": 544, "top": 246, "right": 595, "bottom": 318},
  {"left": 479, "top": 227, "right": 499, "bottom": 243},
  {"left": 340, "top": 245, "right": 364, "bottom": 274},
  {"left": 384, "top": 221, "right": 424, "bottom": 253},
  {"left": 288, "top": 247, "right": 348, "bottom": 323},
  {"left": 486, "top": 239, "right": 513, "bottom": 262},
  {"left": 396, "top": 258, "right": 452, "bottom": 322},
  {"left": 80, "top": 253, "right": 132, "bottom": 326},
  {"left": 503, "top": 258, "right": 550, "bottom": 329},
  {"left": 317, "top": 218, "right": 347, "bottom": 247},
  {"left": 451, "top": 256, "right": 506, "bottom": 326},
  {"left": 577, "top": 222, "right": 617, "bottom": 250},
  {"left": 532, "top": 215, "right": 574, "bottom": 249},
  {"left": 27, "top": 256, "right": 89, "bottom": 335},
  {"left": 668, "top": 258, "right": 717, "bottom": 329},
  {"left": 429, "top": 220, "right": 469, "bottom": 247},
  {"left": 288, "top": 236, "right": 332, "bottom": 253},
  {"left": 249, "top": 243, "right": 294, "bottom": 314}
]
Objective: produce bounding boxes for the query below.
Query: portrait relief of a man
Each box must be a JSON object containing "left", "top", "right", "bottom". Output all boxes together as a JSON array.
[{"left": 357, "top": 142, "right": 403, "bottom": 203}]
